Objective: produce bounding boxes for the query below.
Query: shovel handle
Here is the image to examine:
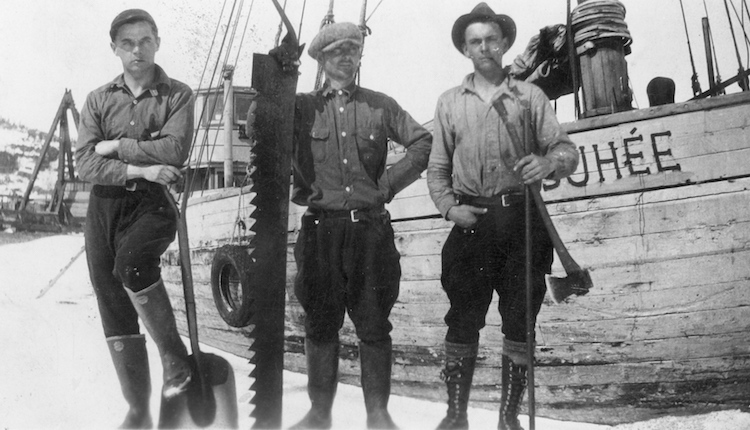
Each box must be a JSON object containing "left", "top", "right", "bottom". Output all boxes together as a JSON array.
[{"left": 163, "top": 185, "right": 203, "bottom": 359}]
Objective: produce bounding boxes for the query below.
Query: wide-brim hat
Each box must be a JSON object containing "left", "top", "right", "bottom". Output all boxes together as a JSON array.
[{"left": 451, "top": 2, "right": 516, "bottom": 52}]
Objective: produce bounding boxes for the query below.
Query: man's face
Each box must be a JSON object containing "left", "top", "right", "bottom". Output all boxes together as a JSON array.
[
  {"left": 462, "top": 21, "right": 508, "bottom": 73},
  {"left": 320, "top": 41, "right": 362, "bottom": 83},
  {"left": 110, "top": 21, "right": 160, "bottom": 76}
]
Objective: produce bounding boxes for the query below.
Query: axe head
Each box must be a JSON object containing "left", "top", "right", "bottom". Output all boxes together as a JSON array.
[{"left": 547, "top": 269, "right": 592, "bottom": 304}]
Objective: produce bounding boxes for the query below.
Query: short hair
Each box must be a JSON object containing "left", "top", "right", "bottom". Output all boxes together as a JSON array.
[{"left": 110, "top": 9, "right": 159, "bottom": 42}]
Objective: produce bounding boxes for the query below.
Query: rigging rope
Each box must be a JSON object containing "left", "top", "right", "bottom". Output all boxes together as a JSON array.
[
  {"left": 365, "top": 0, "right": 385, "bottom": 23},
  {"left": 314, "top": 0, "right": 336, "bottom": 90},
  {"left": 298, "top": 0, "right": 307, "bottom": 42},
  {"left": 233, "top": 0, "right": 256, "bottom": 67},
  {"left": 183, "top": 0, "right": 234, "bottom": 198},
  {"left": 189, "top": 0, "right": 244, "bottom": 194},
  {"left": 679, "top": 0, "right": 702, "bottom": 96}
]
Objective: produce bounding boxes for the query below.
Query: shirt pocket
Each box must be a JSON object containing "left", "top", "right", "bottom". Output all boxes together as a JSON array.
[
  {"left": 310, "top": 125, "right": 330, "bottom": 163},
  {"left": 356, "top": 127, "right": 386, "bottom": 167}
]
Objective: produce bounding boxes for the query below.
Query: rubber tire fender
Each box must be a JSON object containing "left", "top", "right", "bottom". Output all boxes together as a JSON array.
[{"left": 210, "top": 245, "right": 254, "bottom": 328}]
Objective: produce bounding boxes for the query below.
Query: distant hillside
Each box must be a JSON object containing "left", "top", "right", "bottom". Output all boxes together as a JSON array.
[{"left": 0, "top": 117, "right": 64, "bottom": 201}]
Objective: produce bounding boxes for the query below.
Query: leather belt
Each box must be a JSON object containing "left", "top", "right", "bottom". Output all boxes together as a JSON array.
[
  {"left": 124, "top": 180, "right": 158, "bottom": 192},
  {"left": 457, "top": 192, "right": 524, "bottom": 208},
  {"left": 93, "top": 181, "right": 160, "bottom": 198},
  {"left": 306, "top": 206, "right": 387, "bottom": 223}
]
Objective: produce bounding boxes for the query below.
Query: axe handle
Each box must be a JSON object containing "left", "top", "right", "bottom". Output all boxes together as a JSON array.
[
  {"left": 515, "top": 103, "right": 583, "bottom": 276},
  {"left": 529, "top": 185, "right": 582, "bottom": 274}
]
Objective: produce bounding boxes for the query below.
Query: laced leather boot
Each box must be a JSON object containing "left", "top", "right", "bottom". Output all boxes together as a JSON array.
[
  {"left": 498, "top": 355, "right": 527, "bottom": 430},
  {"left": 436, "top": 342, "right": 478, "bottom": 430}
]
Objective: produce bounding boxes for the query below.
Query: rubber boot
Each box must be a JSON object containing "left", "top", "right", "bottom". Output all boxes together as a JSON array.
[
  {"left": 498, "top": 355, "right": 527, "bottom": 430},
  {"left": 289, "top": 338, "right": 340, "bottom": 429},
  {"left": 360, "top": 339, "right": 399, "bottom": 429},
  {"left": 107, "top": 334, "right": 153, "bottom": 429},
  {"left": 128, "top": 279, "right": 192, "bottom": 399},
  {"left": 436, "top": 342, "right": 478, "bottom": 430}
]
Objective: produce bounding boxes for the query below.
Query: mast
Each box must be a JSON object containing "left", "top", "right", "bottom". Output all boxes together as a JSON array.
[
  {"left": 223, "top": 65, "right": 235, "bottom": 187},
  {"left": 702, "top": 16, "right": 718, "bottom": 96},
  {"left": 679, "top": 0, "right": 702, "bottom": 96},
  {"left": 567, "top": 0, "right": 581, "bottom": 118}
]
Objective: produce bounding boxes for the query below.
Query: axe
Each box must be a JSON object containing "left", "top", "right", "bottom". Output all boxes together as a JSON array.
[
  {"left": 528, "top": 186, "right": 592, "bottom": 303},
  {"left": 496, "top": 97, "right": 593, "bottom": 303}
]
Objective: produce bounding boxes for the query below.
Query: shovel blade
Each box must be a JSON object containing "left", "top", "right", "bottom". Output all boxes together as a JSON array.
[
  {"left": 158, "top": 352, "right": 239, "bottom": 429},
  {"left": 547, "top": 269, "right": 592, "bottom": 304}
]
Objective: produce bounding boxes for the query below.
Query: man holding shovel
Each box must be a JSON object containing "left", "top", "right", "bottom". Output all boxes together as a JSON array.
[
  {"left": 75, "top": 9, "right": 193, "bottom": 428},
  {"left": 426, "top": 3, "right": 579, "bottom": 429}
]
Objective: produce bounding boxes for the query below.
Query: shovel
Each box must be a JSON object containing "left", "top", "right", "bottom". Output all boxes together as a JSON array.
[{"left": 158, "top": 184, "right": 239, "bottom": 428}]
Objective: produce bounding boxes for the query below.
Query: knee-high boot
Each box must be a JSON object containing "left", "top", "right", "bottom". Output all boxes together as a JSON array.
[
  {"left": 498, "top": 355, "right": 527, "bottom": 430},
  {"left": 127, "top": 279, "right": 192, "bottom": 399},
  {"left": 436, "top": 342, "right": 478, "bottom": 430},
  {"left": 107, "top": 334, "right": 153, "bottom": 429},
  {"left": 289, "top": 338, "right": 340, "bottom": 429},
  {"left": 360, "top": 339, "right": 398, "bottom": 429}
]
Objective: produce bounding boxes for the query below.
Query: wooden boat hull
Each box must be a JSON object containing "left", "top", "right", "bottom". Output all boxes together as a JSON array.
[{"left": 162, "top": 91, "right": 750, "bottom": 424}]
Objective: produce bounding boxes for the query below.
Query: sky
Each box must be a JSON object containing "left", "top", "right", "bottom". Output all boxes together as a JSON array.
[{"left": 1, "top": 0, "right": 748, "bottom": 133}]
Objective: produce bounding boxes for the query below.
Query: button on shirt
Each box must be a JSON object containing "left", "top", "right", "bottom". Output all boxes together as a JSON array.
[
  {"left": 75, "top": 65, "right": 194, "bottom": 185},
  {"left": 293, "top": 84, "right": 432, "bottom": 210},
  {"left": 427, "top": 73, "right": 579, "bottom": 218}
]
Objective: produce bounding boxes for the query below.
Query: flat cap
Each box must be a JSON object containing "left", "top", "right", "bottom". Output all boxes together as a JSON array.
[
  {"left": 110, "top": 9, "right": 158, "bottom": 41},
  {"left": 308, "top": 22, "right": 363, "bottom": 60}
]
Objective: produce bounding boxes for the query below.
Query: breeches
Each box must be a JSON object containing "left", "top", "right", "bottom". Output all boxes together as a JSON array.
[
  {"left": 440, "top": 203, "right": 553, "bottom": 344},
  {"left": 293, "top": 212, "right": 401, "bottom": 343},
  {"left": 85, "top": 185, "right": 177, "bottom": 337}
]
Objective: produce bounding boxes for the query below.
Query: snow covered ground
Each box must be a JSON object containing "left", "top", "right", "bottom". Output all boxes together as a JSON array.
[{"left": 1, "top": 233, "right": 749, "bottom": 429}]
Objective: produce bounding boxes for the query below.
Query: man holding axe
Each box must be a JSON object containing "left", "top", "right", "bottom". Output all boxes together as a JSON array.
[{"left": 427, "top": 3, "right": 581, "bottom": 429}]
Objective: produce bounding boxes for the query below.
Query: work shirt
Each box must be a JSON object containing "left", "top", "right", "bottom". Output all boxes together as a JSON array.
[
  {"left": 292, "top": 83, "right": 432, "bottom": 210},
  {"left": 76, "top": 65, "right": 194, "bottom": 185},
  {"left": 427, "top": 73, "right": 578, "bottom": 218}
]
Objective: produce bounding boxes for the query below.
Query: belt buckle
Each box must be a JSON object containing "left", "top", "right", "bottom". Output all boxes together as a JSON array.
[
  {"left": 125, "top": 182, "right": 137, "bottom": 192},
  {"left": 350, "top": 209, "right": 360, "bottom": 223},
  {"left": 501, "top": 194, "right": 510, "bottom": 207}
]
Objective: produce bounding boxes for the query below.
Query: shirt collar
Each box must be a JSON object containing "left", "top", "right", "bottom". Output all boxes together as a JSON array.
[
  {"left": 319, "top": 81, "right": 358, "bottom": 100},
  {"left": 460, "top": 70, "right": 516, "bottom": 102},
  {"left": 108, "top": 64, "right": 171, "bottom": 97}
]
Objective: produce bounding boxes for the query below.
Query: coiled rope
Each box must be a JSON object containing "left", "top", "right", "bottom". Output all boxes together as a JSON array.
[{"left": 571, "top": 0, "right": 632, "bottom": 54}]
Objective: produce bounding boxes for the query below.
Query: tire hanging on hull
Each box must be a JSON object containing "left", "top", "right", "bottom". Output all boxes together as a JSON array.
[{"left": 211, "top": 244, "right": 255, "bottom": 328}]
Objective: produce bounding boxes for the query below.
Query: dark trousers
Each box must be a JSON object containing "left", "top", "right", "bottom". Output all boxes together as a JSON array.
[
  {"left": 85, "top": 184, "right": 177, "bottom": 338},
  {"left": 441, "top": 202, "right": 553, "bottom": 344},
  {"left": 293, "top": 211, "right": 401, "bottom": 343}
]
